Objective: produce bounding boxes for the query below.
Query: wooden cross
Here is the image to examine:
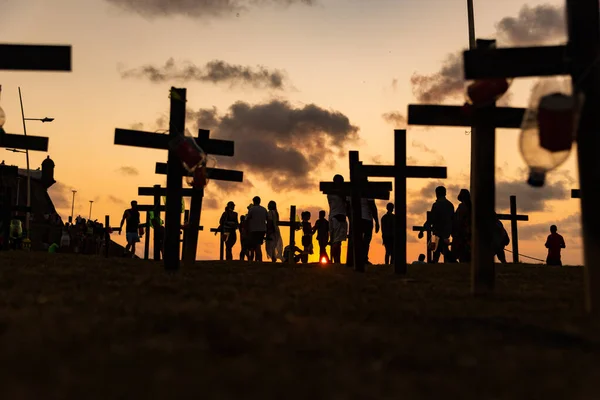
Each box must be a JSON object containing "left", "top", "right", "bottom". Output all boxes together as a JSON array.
[
  {"left": 359, "top": 129, "right": 447, "bottom": 274},
  {"left": 412, "top": 211, "right": 433, "bottom": 263},
  {"left": 210, "top": 227, "right": 225, "bottom": 260},
  {"left": 320, "top": 156, "right": 392, "bottom": 272},
  {"left": 114, "top": 87, "right": 190, "bottom": 271},
  {"left": 571, "top": 189, "right": 580, "bottom": 199},
  {"left": 102, "top": 215, "right": 124, "bottom": 258},
  {"left": 444, "top": 1, "right": 599, "bottom": 312},
  {"left": 496, "top": 195, "right": 529, "bottom": 263},
  {"left": 278, "top": 205, "right": 301, "bottom": 265},
  {"left": 154, "top": 130, "right": 242, "bottom": 266}
]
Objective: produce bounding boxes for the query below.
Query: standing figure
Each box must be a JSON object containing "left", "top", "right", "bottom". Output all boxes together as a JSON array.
[
  {"left": 239, "top": 215, "right": 250, "bottom": 261},
  {"left": 380, "top": 202, "right": 395, "bottom": 265},
  {"left": 300, "top": 211, "right": 314, "bottom": 263},
  {"left": 312, "top": 210, "right": 330, "bottom": 262},
  {"left": 419, "top": 186, "right": 455, "bottom": 263},
  {"left": 60, "top": 223, "right": 71, "bottom": 252},
  {"left": 492, "top": 215, "right": 509, "bottom": 264},
  {"left": 545, "top": 225, "right": 566, "bottom": 266},
  {"left": 246, "top": 196, "right": 268, "bottom": 262},
  {"left": 119, "top": 200, "right": 140, "bottom": 258},
  {"left": 218, "top": 201, "right": 239, "bottom": 261},
  {"left": 151, "top": 216, "right": 165, "bottom": 260},
  {"left": 360, "top": 197, "right": 380, "bottom": 264},
  {"left": 326, "top": 174, "right": 348, "bottom": 264},
  {"left": 265, "top": 201, "right": 283, "bottom": 262},
  {"left": 452, "top": 189, "right": 472, "bottom": 263}
]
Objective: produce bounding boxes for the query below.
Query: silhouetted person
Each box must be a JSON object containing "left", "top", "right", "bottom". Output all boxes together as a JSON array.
[
  {"left": 266, "top": 201, "right": 283, "bottom": 262},
  {"left": 452, "top": 189, "right": 472, "bottom": 262},
  {"left": 152, "top": 216, "right": 165, "bottom": 259},
  {"left": 327, "top": 174, "right": 348, "bottom": 264},
  {"left": 360, "top": 197, "right": 379, "bottom": 264},
  {"left": 381, "top": 202, "right": 395, "bottom": 265},
  {"left": 312, "top": 210, "right": 330, "bottom": 262},
  {"left": 419, "top": 186, "right": 455, "bottom": 263},
  {"left": 493, "top": 215, "right": 509, "bottom": 263},
  {"left": 119, "top": 200, "right": 140, "bottom": 258},
  {"left": 218, "top": 201, "right": 239, "bottom": 261},
  {"left": 239, "top": 215, "right": 251, "bottom": 261},
  {"left": 283, "top": 245, "right": 303, "bottom": 264},
  {"left": 300, "top": 211, "right": 314, "bottom": 263},
  {"left": 412, "top": 254, "right": 426, "bottom": 264},
  {"left": 545, "top": 225, "right": 566, "bottom": 266},
  {"left": 246, "top": 196, "right": 268, "bottom": 262}
]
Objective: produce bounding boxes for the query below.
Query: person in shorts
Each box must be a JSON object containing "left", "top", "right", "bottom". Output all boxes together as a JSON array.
[
  {"left": 119, "top": 200, "right": 141, "bottom": 258},
  {"left": 246, "top": 196, "right": 268, "bottom": 262}
]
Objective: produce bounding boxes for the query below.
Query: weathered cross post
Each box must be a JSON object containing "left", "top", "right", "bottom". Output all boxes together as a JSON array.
[
  {"left": 571, "top": 189, "right": 580, "bottom": 199},
  {"left": 497, "top": 195, "right": 529, "bottom": 263},
  {"left": 359, "top": 129, "right": 447, "bottom": 274},
  {"left": 408, "top": 41, "right": 525, "bottom": 294},
  {"left": 210, "top": 227, "right": 225, "bottom": 260},
  {"left": 278, "top": 205, "right": 300, "bottom": 265},
  {"left": 445, "top": 0, "right": 600, "bottom": 311},
  {"left": 320, "top": 157, "right": 392, "bottom": 272},
  {"left": 412, "top": 211, "right": 433, "bottom": 263},
  {"left": 114, "top": 87, "right": 187, "bottom": 271},
  {"left": 155, "top": 129, "right": 243, "bottom": 266}
]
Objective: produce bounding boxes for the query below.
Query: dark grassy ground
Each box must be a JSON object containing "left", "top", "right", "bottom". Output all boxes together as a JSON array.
[{"left": 0, "top": 252, "right": 598, "bottom": 399}]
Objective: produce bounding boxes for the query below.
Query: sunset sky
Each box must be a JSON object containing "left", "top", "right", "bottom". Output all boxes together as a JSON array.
[{"left": 1, "top": 0, "right": 582, "bottom": 264}]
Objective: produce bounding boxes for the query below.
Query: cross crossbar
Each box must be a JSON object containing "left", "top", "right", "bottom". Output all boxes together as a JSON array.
[
  {"left": 0, "top": 44, "right": 72, "bottom": 71},
  {"left": 497, "top": 213, "right": 528, "bottom": 221},
  {"left": 114, "top": 129, "right": 234, "bottom": 156},
  {"left": 137, "top": 204, "right": 167, "bottom": 212},
  {"left": 463, "top": 45, "right": 569, "bottom": 79},
  {"left": 139, "top": 186, "right": 196, "bottom": 197},
  {"left": 0, "top": 132, "right": 49, "bottom": 151},
  {"left": 360, "top": 164, "right": 447, "bottom": 179},
  {"left": 319, "top": 181, "right": 391, "bottom": 200},
  {"left": 154, "top": 162, "right": 243, "bottom": 181},
  {"left": 572, "top": 189, "right": 581, "bottom": 198},
  {"left": 408, "top": 105, "right": 525, "bottom": 128}
]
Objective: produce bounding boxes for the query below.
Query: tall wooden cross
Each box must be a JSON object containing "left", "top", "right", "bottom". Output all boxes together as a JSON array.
[
  {"left": 154, "top": 129, "right": 243, "bottom": 266},
  {"left": 358, "top": 129, "right": 447, "bottom": 274},
  {"left": 278, "top": 205, "right": 301, "bottom": 265},
  {"left": 496, "top": 195, "right": 529, "bottom": 264},
  {"left": 412, "top": 211, "right": 432, "bottom": 263},
  {"left": 320, "top": 155, "right": 392, "bottom": 272}
]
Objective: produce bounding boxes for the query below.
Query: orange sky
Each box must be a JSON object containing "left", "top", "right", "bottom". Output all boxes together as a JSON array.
[{"left": 1, "top": 0, "right": 581, "bottom": 264}]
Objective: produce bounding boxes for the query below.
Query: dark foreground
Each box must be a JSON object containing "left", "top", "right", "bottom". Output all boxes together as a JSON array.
[{"left": 0, "top": 253, "right": 598, "bottom": 399}]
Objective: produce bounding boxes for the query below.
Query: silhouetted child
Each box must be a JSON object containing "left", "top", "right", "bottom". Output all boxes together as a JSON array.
[
  {"left": 412, "top": 254, "right": 426, "bottom": 264},
  {"left": 301, "top": 211, "right": 314, "bottom": 263},
  {"left": 283, "top": 245, "right": 303, "bottom": 264},
  {"left": 239, "top": 215, "right": 252, "bottom": 261},
  {"left": 381, "top": 202, "right": 395, "bottom": 265},
  {"left": 545, "top": 224, "right": 566, "bottom": 266},
  {"left": 312, "top": 210, "right": 329, "bottom": 262}
]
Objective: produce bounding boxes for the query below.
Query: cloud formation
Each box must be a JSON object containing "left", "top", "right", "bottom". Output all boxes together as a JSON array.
[
  {"left": 381, "top": 111, "right": 407, "bottom": 127},
  {"left": 106, "top": 195, "right": 126, "bottom": 205},
  {"left": 47, "top": 182, "right": 71, "bottom": 210},
  {"left": 187, "top": 99, "right": 359, "bottom": 191},
  {"left": 410, "top": 4, "right": 565, "bottom": 103},
  {"left": 519, "top": 213, "right": 580, "bottom": 241},
  {"left": 411, "top": 140, "right": 445, "bottom": 166},
  {"left": 105, "top": 0, "right": 315, "bottom": 19},
  {"left": 116, "top": 166, "right": 140, "bottom": 176},
  {"left": 120, "top": 58, "right": 289, "bottom": 90}
]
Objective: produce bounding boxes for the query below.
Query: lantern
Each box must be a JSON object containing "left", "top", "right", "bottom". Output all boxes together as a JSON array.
[
  {"left": 169, "top": 134, "right": 207, "bottom": 173},
  {"left": 22, "top": 238, "right": 31, "bottom": 251},
  {"left": 466, "top": 78, "right": 511, "bottom": 106},
  {"left": 519, "top": 76, "right": 581, "bottom": 187}
]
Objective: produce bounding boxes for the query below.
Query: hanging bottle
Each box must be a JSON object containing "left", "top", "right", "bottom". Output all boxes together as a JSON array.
[
  {"left": 518, "top": 76, "right": 582, "bottom": 187},
  {"left": 185, "top": 155, "right": 216, "bottom": 189},
  {"left": 169, "top": 134, "right": 207, "bottom": 173}
]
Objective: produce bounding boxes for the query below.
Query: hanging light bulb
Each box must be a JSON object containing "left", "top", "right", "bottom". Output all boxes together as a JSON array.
[
  {"left": 519, "top": 76, "right": 582, "bottom": 187},
  {"left": 185, "top": 155, "right": 217, "bottom": 189}
]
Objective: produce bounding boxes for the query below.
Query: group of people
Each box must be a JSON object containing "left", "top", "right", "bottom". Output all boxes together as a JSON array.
[{"left": 113, "top": 180, "right": 568, "bottom": 266}]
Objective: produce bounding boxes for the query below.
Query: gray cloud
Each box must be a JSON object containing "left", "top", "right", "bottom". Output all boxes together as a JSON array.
[
  {"left": 382, "top": 111, "right": 407, "bottom": 127},
  {"left": 105, "top": 0, "right": 315, "bottom": 19},
  {"left": 410, "top": 4, "right": 565, "bottom": 103},
  {"left": 106, "top": 195, "right": 126, "bottom": 205},
  {"left": 391, "top": 78, "right": 398, "bottom": 91},
  {"left": 495, "top": 175, "right": 571, "bottom": 213},
  {"left": 202, "top": 198, "right": 220, "bottom": 211},
  {"left": 116, "top": 166, "right": 140, "bottom": 176},
  {"left": 187, "top": 99, "right": 359, "bottom": 191},
  {"left": 47, "top": 181, "right": 71, "bottom": 210},
  {"left": 411, "top": 140, "right": 446, "bottom": 166},
  {"left": 120, "top": 58, "right": 289, "bottom": 90}
]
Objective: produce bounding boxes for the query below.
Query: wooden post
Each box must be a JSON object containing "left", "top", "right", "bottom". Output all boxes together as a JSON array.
[
  {"left": 144, "top": 211, "right": 151, "bottom": 260},
  {"left": 209, "top": 227, "right": 225, "bottom": 260},
  {"left": 183, "top": 189, "right": 203, "bottom": 266},
  {"left": 348, "top": 151, "right": 364, "bottom": 272},
  {"left": 289, "top": 206, "right": 296, "bottom": 265},
  {"left": 104, "top": 215, "right": 110, "bottom": 258},
  {"left": 566, "top": 0, "right": 600, "bottom": 314},
  {"left": 411, "top": 211, "right": 433, "bottom": 263},
  {"left": 152, "top": 184, "right": 162, "bottom": 260},
  {"left": 496, "top": 195, "right": 529, "bottom": 264},
  {"left": 359, "top": 129, "right": 446, "bottom": 273},
  {"left": 571, "top": 189, "right": 581, "bottom": 199}
]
